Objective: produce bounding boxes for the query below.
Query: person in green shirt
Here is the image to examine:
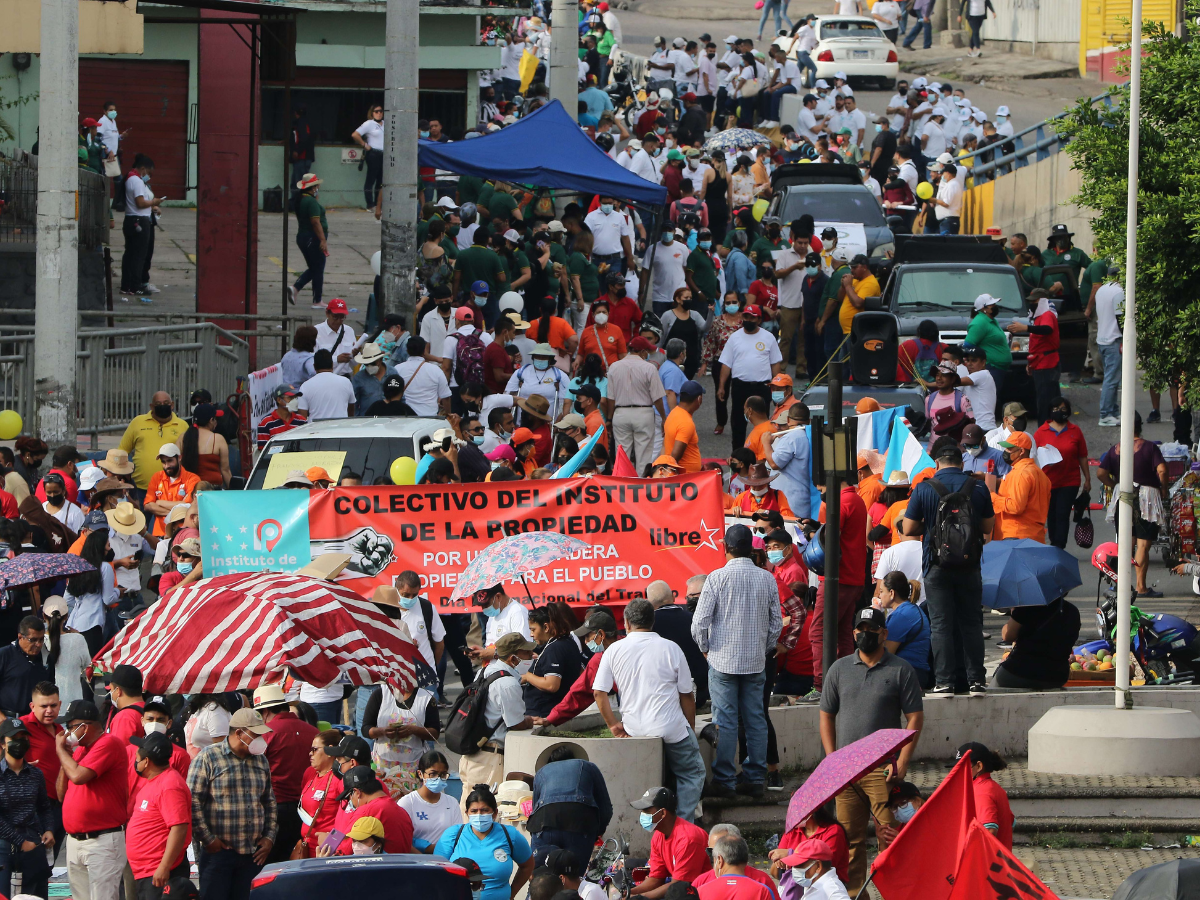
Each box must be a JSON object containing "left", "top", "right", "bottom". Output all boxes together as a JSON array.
[
  {"left": 457, "top": 174, "right": 485, "bottom": 205},
  {"left": 292, "top": 172, "right": 329, "bottom": 308},
  {"left": 502, "top": 229, "right": 533, "bottom": 295},
  {"left": 749, "top": 218, "right": 787, "bottom": 278},
  {"left": 965, "top": 293, "right": 1012, "bottom": 393},
  {"left": 818, "top": 259, "right": 851, "bottom": 364},
  {"left": 454, "top": 228, "right": 506, "bottom": 308},
  {"left": 567, "top": 232, "right": 601, "bottom": 305},
  {"left": 1040, "top": 224, "right": 1091, "bottom": 302},
  {"left": 685, "top": 229, "right": 721, "bottom": 306},
  {"left": 1079, "top": 256, "right": 1110, "bottom": 383},
  {"left": 593, "top": 21, "right": 616, "bottom": 58},
  {"left": 486, "top": 186, "right": 522, "bottom": 226},
  {"left": 477, "top": 182, "right": 497, "bottom": 218}
]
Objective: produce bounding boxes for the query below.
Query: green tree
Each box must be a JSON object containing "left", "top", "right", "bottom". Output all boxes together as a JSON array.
[{"left": 1058, "top": 12, "right": 1200, "bottom": 405}]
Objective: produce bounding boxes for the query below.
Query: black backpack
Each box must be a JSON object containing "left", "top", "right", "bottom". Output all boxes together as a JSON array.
[
  {"left": 443, "top": 669, "right": 511, "bottom": 755},
  {"left": 928, "top": 478, "right": 983, "bottom": 569}
]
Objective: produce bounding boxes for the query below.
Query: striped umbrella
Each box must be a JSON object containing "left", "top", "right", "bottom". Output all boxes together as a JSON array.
[{"left": 96, "top": 572, "right": 422, "bottom": 695}]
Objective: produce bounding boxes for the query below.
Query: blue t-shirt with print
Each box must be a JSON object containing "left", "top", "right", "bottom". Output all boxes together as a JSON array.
[{"left": 434, "top": 823, "right": 532, "bottom": 900}]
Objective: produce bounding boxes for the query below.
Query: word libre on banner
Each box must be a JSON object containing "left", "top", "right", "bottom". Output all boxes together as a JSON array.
[
  {"left": 307, "top": 471, "right": 727, "bottom": 609},
  {"left": 199, "top": 490, "right": 313, "bottom": 576}
]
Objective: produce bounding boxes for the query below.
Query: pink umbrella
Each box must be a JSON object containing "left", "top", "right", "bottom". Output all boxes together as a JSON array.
[
  {"left": 785, "top": 729, "right": 918, "bottom": 832},
  {"left": 449, "top": 532, "right": 591, "bottom": 605}
]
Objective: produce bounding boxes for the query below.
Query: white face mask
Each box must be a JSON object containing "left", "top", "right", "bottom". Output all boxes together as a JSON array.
[
  {"left": 286, "top": 398, "right": 300, "bottom": 413},
  {"left": 594, "top": 313, "right": 609, "bottom": 325},
  {"left": 243, "top": 733, "right": 268, "bottom": 756},
  {"left": 366, "top": 364, "right": 381, "bottom": 375},
  {"left": 512, "top": 658, "right": 533, "bottom": 676},
  {"left": 65, "top": 726, "right": 84, "bottom": 748},
  {"left": 749, "top": 486, "right": 769, "bottom": 498},
  {"left": 351, "top": 840, "right": 379, "bottom": 856},
  {"left": 143, "top": 721, "right": 168, "bottom": 736}
]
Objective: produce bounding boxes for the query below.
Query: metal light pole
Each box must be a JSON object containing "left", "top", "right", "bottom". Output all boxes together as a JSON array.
[
  {"left": 823, "top": 361, "right": 844, "bottom": 679},
  {"left": 34, "top": 0, "right": 80, "bottom": 444},
  {"left": 379, "top": 0, "right": 420, "bottom": 326},
  {"left": 1114, "top": 0, "right": 1143, "bottom": 710},
  {"left": 549, "top": 0, "right": 578, "bottom": 121}
]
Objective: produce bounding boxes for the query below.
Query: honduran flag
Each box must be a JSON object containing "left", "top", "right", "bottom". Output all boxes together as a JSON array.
[
  {"left": 856, "top": 406, "right": 908, "bottom": 454},
  {"left": 883, "top": 419, "right": 936, "bottom": 481}
]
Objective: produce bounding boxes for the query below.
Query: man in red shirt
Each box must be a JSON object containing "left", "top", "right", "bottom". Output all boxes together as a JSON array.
[
  {"left": 808, "top": 482, "right": 868, "bottom": 696},
  {"left": 257, "top": 384, "right": 308, "bottom": 449},
  {"left": 696, "top": 834, "right": 775, "bottom": 900},
  {"left": 105, "top": 665, "right": 145, "bottom": 744},
  {"left": 56, "top": 699, "right": 130, "bottom": 900},
  {"left": 533, "top": 608, "right": 620, "bottom": 727},
  {"left": 127, "top": 731, "right": 192, "bottom": 892},
  {"left": 124, "top": 701, "right": 191, "bottom": 787},
  {"left": 334, "top": 766, "right": 414, "bottom": 855},
  {"left": 693, "top": 825, "right": 779, "bottom": 900},
  {"left": 22, "top": 682, "right": 64, "bottom": 798},
  {"left": 630, "top": 786, "right": 710, "bottom": 898},
  {"left": 483, "top": 315, "right": 517, "bottom": 394},
  {"left": 252, "top": 684, "right": 319, "bottom": 863}
]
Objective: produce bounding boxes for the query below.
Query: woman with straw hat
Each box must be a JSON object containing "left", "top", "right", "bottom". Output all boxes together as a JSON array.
[{"left": 291, "top": 172, "right": 329, "bottom": 309}]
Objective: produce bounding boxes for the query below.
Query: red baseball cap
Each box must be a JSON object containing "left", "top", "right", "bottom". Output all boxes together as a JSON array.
[
  {"left": 782, "top": 839, "right": 835, "bottom": 865},
  {"left": 743, "top": 304, "right": 763, "bottom": 317},
  {"left": 455, "top": 306, "right": 475, "bottom": 321},
  {"left": 326, "top": 298, "right": 348, "bottom": 315},
  {"left": 82, "top": 117, "right": 99, "bottom": 127}
]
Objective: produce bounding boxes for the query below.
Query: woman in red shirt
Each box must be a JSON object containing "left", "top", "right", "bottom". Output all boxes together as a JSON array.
[
  {"left": 1033, "top": 396, "right": 1090, "bottom": 550},
  {"left": 956, "top": 742, "right": 1014, "bottom": 849},
  {"left": 1006, "top": 291, "right": 1060, "bottom": 426},
  {"left": 748, "top": 265, "right": 779, "bottom": 332},
  {"left": 769, "top": 803, "right": 850, "bottom": 893},
  {"left": 575, "top": 299, "right": 627, "bottom": 370},
  {"left": 297, "top": 730, "right": 343, "bottom": 856}
]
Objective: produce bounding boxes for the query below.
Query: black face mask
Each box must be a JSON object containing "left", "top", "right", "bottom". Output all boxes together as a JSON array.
[
  {"left": 153, "top": 404, "right": 172, "bottom": 419},
  {"left": 7, "top": 737, "right": 29, "bottom": 759},
  {"left": 613, "top": 287, "right": 627, "bottom": 299},
  {"left": 855, "top": 631, "right": 881, "bottom": 654},
  {"left": 46, "top": 494, "right": 64, "bottom": 507},
  {"left": 743, "top": 321, "right": 759, "bottom": 333},
  {"left": 1002, "top": 450, "right": 1014, "bottom": 466},
  {"left": 105, "top": 549, "right": 116, "bottom": 562},
  {"left": 437, "top": 302, "right": 452, "bottom": 311},
  {"left": 1051, "top": 409, "right": 1069, "bottom": 424},
  {"left": 1011, "top": 416, "right": 1027, "bottom": 432},
  {"left": 573, "top": 401, "right": 585, "bottom": 415}
]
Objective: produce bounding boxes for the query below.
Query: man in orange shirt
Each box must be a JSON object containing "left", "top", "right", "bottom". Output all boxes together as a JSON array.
[
  {"left": 743, "top": 396, "right": 776, "bottom": 461},
  {"left": 143, "top": 443, "right": 200, "bottom": 537},
  {"left": 770, "top": 373, "right": 797, "bottom": 418},
  {"left": 664, "top": 381, "right": 704, "bottom": 473},
  {"left": 730, "top": 462, "right": 795, "bottom": 517},
  {"left": 990, "top": 431, "right": 1051, "bottom": 542},
  {"left": 855, "top": 450, "right": 885, "bottom": 509},
  {"left": 574, "top": 384, "right": 609, "bottom": 452}
]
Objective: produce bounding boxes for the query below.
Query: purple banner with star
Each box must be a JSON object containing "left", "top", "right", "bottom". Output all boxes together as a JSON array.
[{"left": 198, "top": 490, "right": 312, "bottom": 576}]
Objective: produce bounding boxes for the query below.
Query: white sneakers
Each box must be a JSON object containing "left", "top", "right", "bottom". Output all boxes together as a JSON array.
[{"left": 1098, "top": 416, "right": 1120, "bottom": 427}]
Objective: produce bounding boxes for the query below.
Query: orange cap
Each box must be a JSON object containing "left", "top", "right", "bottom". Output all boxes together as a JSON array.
[
  {"left": 912, "top": 466, "right": 936, "bottom": 486},
  {"left": 998, "top": 431, "right": 1033, "bottom": 451},
  {"left": 652, "top": 455, "right": 683, "bottom": 470},
  {"left": 770, "top": 373, "right": 794, "bottom": 388},
  {"left": 855, "top": 397, "right": 882, "bottom": 413},
  {"left": 305, "top": 466, "right": 332, "bottom": 483},
  {"left": 511, "top": 427, "right": 536, "bottom": 445}
]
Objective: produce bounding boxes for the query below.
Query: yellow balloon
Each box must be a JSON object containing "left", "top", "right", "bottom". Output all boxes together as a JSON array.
[
  {"left": 390, "top": 456, "right": 417, "bottom": 486},
  {"left": 0, "top": 410, "right": 22, "bottom": 441},
  {"left": 752, "top": 198, "right": 769, "bottom": 222},
  {"left": 916, "top": 181, "right": 934, "bottom": 200}
]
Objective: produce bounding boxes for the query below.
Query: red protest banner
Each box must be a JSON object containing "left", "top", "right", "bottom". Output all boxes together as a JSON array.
[
  {"left": 872, "top": 754, "right": 977, "bottom": 900},
  {"left": 306, "top": 472, "right": 727, "bottom": 612},
  {"left": 948, "top": 821, "right": 1059, "bottom": 900}
]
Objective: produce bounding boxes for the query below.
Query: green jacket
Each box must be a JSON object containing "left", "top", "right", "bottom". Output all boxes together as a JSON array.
[{"left": 965, "top": 311, "right": 1012, "bottom": 369}]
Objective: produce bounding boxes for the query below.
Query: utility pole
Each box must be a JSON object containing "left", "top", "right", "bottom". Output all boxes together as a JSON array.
[
  {"left": 34, "top": 0, "right": 79, "bottom": 444},
  {"left": 379, "top": 0, "right": 419, "bottom": 327},
  {"left": 822, "top": 360, "right": 844, "bottom": 679},
  {"left": 549, "top": 0, "right": 578, "bottom": 120}
]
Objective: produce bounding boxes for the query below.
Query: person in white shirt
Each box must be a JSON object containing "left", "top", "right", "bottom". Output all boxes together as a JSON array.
[
  {"left": 872, "top": 0, "right": 902, "bottom": 39},
  {"left": 717, "top": 307, "right": 784, "bottom": 450},
  {"left": 497, "top": 39, "right": 524, "bottom": 100},
  {"left": 793, "top": 18, "right": 820, "bottom": 87},
  {"left": 697, "top": 42, "right": 719, "bottom": 110},
  {"left": 298, "top": 349, "right": 356, "bottom": 419},
  {"left": 351, "top": 103, "right": 385, "bottom": 209},
  {"left": 668, "top": 38, "right": 699, "bottom": 91},
  {"left": 42, "top": 475, "right": 84, "bottom": 533},
  {"left": 420, "top": 288, "right": 456, "bottom": 359},
  {"left": 1093, "top": 273, "right": 1124, "bottom": 425},
  {"left": 628, "top": 136, "right": 663, "bottom": 184},
  {"left": 835, "top": 0, "right": 861, "bottom": 14},
  {"left": 471, "top": 586, "right": 533, "bottom": 660},
  {"left": 796, "top": 94, "right": 823, "bottom": 147},
  {"left": 97, "top": 101, "right": 124, "bottom": 160},
  {"left": 956, "top": 346, "right": 997, "bottom": 430},
  {"left": 885, "top": 81, "right": 910, "bottom": 132},
  {"left": 920, "top": 108, "right": 947, "bottom": 158},
  {"left": 602, "top": 5, "right": 623, "bottom": 43},
  {"left": 781, "top": 841, "right": 853, "bottom": 900},
  {"left": 995, "top": 104, "right": 1014, "bottom": 139},
  {"left": 314, "top": 298, "right": 364, "bottom": 376},
  {"left": 813, "top": 81, "right": 835, "bottom": 118},
  {"left": 895, "top": 146, "right": 919, "bottom": 197},
  {"left": 644, "top": 230, "right": 689, "bottom": 314},
  {"left": 873, "top": 533, "right": 925, "bottom": 588},
  {"left": 843, "top": 95, "right": 867, "bottom": 147},
  {"left": 458, "top": 631, "right": 535, "bottom": 800},
  {"left": 397, "top": 752, "right": 463, "bottom": 853},
  {"left": 505, "top": 344, "right": 572, "bottom": 423},
  {"left": 584, "top": 199, "right": 634, "bottom": 273},
  {"left": 120, "top": 155, "right": 162, "bottom": 296},
  {"left": 592, "top": 599, "right": 705, "bottom": 822},
  {"left": 761, "top": 45, "right": 802, "bottom": 125},
  {"left": 441, "top": 308, "right": 495, "bottom": 389},
  {"left": 395, "top": 337, "right": 453, "bottom": 416},
  {"left": 393, "top": 570, "right": 446, "bottom": 669},
  {"left": 858, "top": 162, "right": 882, "bottom": 200},
  {"left": 932, "top": 164, "right": 962, "bottom": 234}
]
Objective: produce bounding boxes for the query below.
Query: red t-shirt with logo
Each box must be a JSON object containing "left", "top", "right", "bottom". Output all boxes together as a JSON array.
[
  {"left": 648, "top": 816, "right": 710, "bottom": 883},
  {"left": 125, "top": 743, "right": 191, "bottom": 796},
  {"left": 63, "top": 733, "right": 130, "bottom": 833},
  {"left": 126, "top": 768, "right": 192, "bottom": 879}
]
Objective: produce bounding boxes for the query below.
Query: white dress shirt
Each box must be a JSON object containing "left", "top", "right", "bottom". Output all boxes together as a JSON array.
[
  {"left": 484, "top": 598, "right": 532, "bottom": 645},
  {"left": 584, "top": 208, "right": 632, "bottom": 256},
  {"left": 592, "top": 630, "right": 695, "bottom": 744},
  {"left": 420, "top": 310, "right": 454, "bottom": 360},
  {"left": 315, "top": 320, "right": 363, "bottom": 376},
  {"left": 395, "top": 356, "right": 452, "bottom": 416},
  {"left": 355, "top": 119, "right": 385, "bottom": 151},
  {"left": 628, "top": 149, "right": 661, "bottom": 185}
]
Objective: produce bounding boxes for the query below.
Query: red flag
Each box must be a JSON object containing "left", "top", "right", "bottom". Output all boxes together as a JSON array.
[
  {"left": 948, "top": 820, "right": 1059, "bottom": 900},
  {"left": 612, "top": 445, "right": 637, "bottom": 477},
  {"left": 871, "top": 753, "right": 977, "bottom": 900}
]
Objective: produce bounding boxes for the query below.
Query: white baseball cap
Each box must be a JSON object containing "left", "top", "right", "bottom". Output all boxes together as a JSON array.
[
  {"left": 973, "top": 293, "right": 998, "bottom": 311},
  {"left": 912, "top": 77, "right": 927, "bottom": 88},
  {"left": 996, "top": 105, "right": 1011, "bottom": 117},
  {"left": 157, "top": 443, "right": 181, "bottom": 459},
  {"left": 972, "top": 110, "right": 987, "bottom": 122},
  {"left": 814, "top": 79, "right": 829, "bottom": 89},
  {"left": 724, "top": 33, "right": 739, "bottom": 42},
  {"left": 673, "top": 37, "right": 686, "bottom": 47},
  {"left": 928, "top": 81, "right": 942, "bottom": 92},
  {"left": 503, "top": 228, "right": 522, "bottom": 243},
  {"left": 834, "top": 70, "right": 847, "bottom": 80},
  {"left": 435, "top": 196, "right": 458, "bottom": 210},
  {"left": 931, "top": 106, "right": 947, "bottom": 117},
  {"left": 936, "top": 152, "right": 954, "bottom": 164}
]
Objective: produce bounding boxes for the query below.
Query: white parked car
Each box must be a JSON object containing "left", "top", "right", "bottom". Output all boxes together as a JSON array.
[{"left": 783, "top": 16, "right": 898, "bottom": 90}]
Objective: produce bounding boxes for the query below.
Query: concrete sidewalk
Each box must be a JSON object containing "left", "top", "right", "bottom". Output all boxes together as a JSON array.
[{"left": 896, "top": 44, "right": 1081, "bottom": 81}]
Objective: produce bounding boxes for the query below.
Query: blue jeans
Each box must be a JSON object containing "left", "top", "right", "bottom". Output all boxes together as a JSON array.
[
  {"left": 938, "top": 216, "right": 960, "bottom": 235},
  {"left": 310, "top": 699, "right": 342, "bottom": 726},
  {"left": 709, "top": 668, "right": 768, "bottom": 787},
  {"left": 198, "top": 849, "right": 260, "bottom": 900},
  {"left": 663, "top": 728, "right": 706, "bottom": 822},
  {"left": 824, "top": 322, "right": 847, "bottom": 363},
  {"left": 767, "top": 84, "right": 797, "bottom": 121},
  {"left": 903, "top": 16, "right": 932, "bottom": 48},
  {"left": 796, "top": 51, "right": 817, "bottom": 87},
  {"left": 924, "top": 565, "right": 985, "bottom": 687},
  {"left": 531, "top": 829, "right": 597, "bottom": 867},
  {"left": 294, "top": 231, "right": 326, "bottom": 306},
  {"left": 355, "top": 685, "right": 380, "bottom": 748},
  {"left": 758, "top": 0, "right": 782, "bottom": 36},
  {"left": 986, "top": 364, "right": 1006, "bottom": 398},
  {"left": 0, "top": 836, "right": 51, "bottom": 898},
  {"left": 1098, "top": 341, "right": 1121, "bottom": 419}
]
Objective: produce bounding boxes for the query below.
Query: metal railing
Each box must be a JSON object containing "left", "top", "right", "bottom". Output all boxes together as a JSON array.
[
  {"left": 0, "top": 155, "right": 111, "bottom": 250},
  {"left": 0, "top": 323, "right": 248, "bottom": 446},
  {"left": 958, "top": 87, "right": 1119, "bottom": 180}
]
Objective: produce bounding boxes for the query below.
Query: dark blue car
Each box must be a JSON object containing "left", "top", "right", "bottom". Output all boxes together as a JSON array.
[{"left": 251, "top": 854, "right": 472, "bottom": 899}]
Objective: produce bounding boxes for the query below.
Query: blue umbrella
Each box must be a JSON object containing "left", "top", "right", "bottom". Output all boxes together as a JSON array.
[
  {"left": 702, "top": 128, "right": 773, "bottom": 156},
  {"left": 980, "top": 538, "right": 1082, "bottom": 608},
  {"left": 0, "top": 553, "right": 95, "bottom": 588}
]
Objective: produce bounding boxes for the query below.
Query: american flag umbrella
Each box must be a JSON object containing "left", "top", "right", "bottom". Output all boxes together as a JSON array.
[
  {"left": 449, "top": 532, "right": 591, "bottom": 604},
  {"left": 0, "top": 553, "right": 95, "bottom": 588},
  {"left": 96, "top": 572, "right": 422, "bottom": 695},
  {"left": 785, "top": 729, "right": 918, "bottom": 832}
]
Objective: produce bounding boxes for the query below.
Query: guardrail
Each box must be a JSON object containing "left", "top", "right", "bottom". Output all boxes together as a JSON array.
[
  {"left": 959, "top": 87, "right": 1119, "bottom": 180},
  {"left": 0, "top": 323, "right": 248, "bottom": 446}
]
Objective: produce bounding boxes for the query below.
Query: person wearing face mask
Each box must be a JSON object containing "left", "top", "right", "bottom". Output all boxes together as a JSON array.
[
  {"left": 451, "top": 415, "right": 493, "bottom": 483},
  {"left": 577, "top": 301, "right": 628, "bottom": 373},
  {"left": 118, "top": 393, "right": 188, "bottom": 496},
  {"left": 959, "top": 423, "right": 1008, "bottom": 482},
  {"left": 257, "top": 383, "right": 308, "bottom": 449},
  {"left": 819, "top": 608, "right": 923, "bottom": 892},
  {"left": 55, "top": 699, "right": 131, "bottom": 900},
  {"left": 185, "top": 706, "right": 277, "bottom": 897},
  {"left": 436, "top": 784, "right": 532, "bottom": 899},
  {"left": 349, "top": 342, "right": 397, "bottom": 416},
  {"left": 360, "top": 641, "right": 440, "bottom": 800},
  {"left": 780, "top": 839, "right": 850, "bottom": 900},
  {"left": 627, "top": 786, "right": 710, "bottom": 896},
  {"left": 125, "top": 729, "right": 192, "bottom": 895},
  {"left": 42, "top": 472, "right": 84, "bottom": 534},
  {"left": 0, "top": 716, "right": 55, "bottom": 898},
  {"left": 964, "top": 293, "right": 1012, "bottom": 394},
  {"left": 532, "top": 606, "right": 622, "bottom": 727},
  {"left": 397, "top": 750, "right": 462, "bottom": 853},
  {"left": 469, "top": 586, "right": 533, "bottom": 665},
  {"left": 770, "top": 806, "right": 849, "bottom": 895},
  {"left": 989, "top": 432, "right": 1050, "bottom": 543},
  {"left": 247, "top": 685, "right": 319, "bottom": 864},
  {"left": 64, "top": 529, "right": 120, "bottom": 657},
  {"left": 984, "top": 402, "right": 1037, "bottom": 461},
  {"left": 119, "top": 154, "right": 163, "bottom": 298},
  {"left": 521, "top": 607, "right": 584, "bottom": 719},
  {"left": 324, "top": 766, "right": 413, "bottom": 855},
  {"left": 100, "top": 663, "right": 146, "bottom": 744},
  {"left": 717, "top": 303, "right": 783, "bottom": 451},
  {"left": 584, "top": 195, "right": 635, "bottom": 275},
  {"left": 290, "top": 172, "right": 330, "bottom": 308},
  {"left": 127, "top": 701, "right": 191, "bottom": 782},
  {"left": 1031, "top": 397, "right": 1089, "bottom": 549},
  {"left": 876, "top": 783, "right": 924, "bottom": 845}
]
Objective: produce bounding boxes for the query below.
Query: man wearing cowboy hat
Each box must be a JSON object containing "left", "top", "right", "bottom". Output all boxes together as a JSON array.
[
  {"left": 514, "top": 394, "right": 555, "bottom": 466},
  {"left": 1041, "top": 223, "right": 1091, "bottom": 301},
  {"left": 251, "top": 684, "right": 318, "bottom": 863},
  {"left": 98, "top": 448, "right": 136, "bottom": 482},
  {"left": 144, "top": 443, "right": 200, "bottom": 538},
  {"left": 291, "top": 171, "right": 330, "bottom": 309},
  {"left": 350, "top": 343, "right": 397, "bottom": 416},
  {"left": 730, "top": 462, "right": 795, "bottom": 517}
]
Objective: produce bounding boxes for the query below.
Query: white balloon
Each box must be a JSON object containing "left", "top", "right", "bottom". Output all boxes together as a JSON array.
[{"left": 371, "top": 250, "right": 382, "bottom": 277}]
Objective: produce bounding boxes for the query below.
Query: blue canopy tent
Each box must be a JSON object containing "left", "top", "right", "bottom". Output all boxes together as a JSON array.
[{"left": 416, "top": 100, "right": 667, "bottom": 206}]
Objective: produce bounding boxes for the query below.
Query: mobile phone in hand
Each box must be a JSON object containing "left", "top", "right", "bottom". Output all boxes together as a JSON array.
[{"left": 320, "top": 830, "right": 345, "bottom": 853}]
